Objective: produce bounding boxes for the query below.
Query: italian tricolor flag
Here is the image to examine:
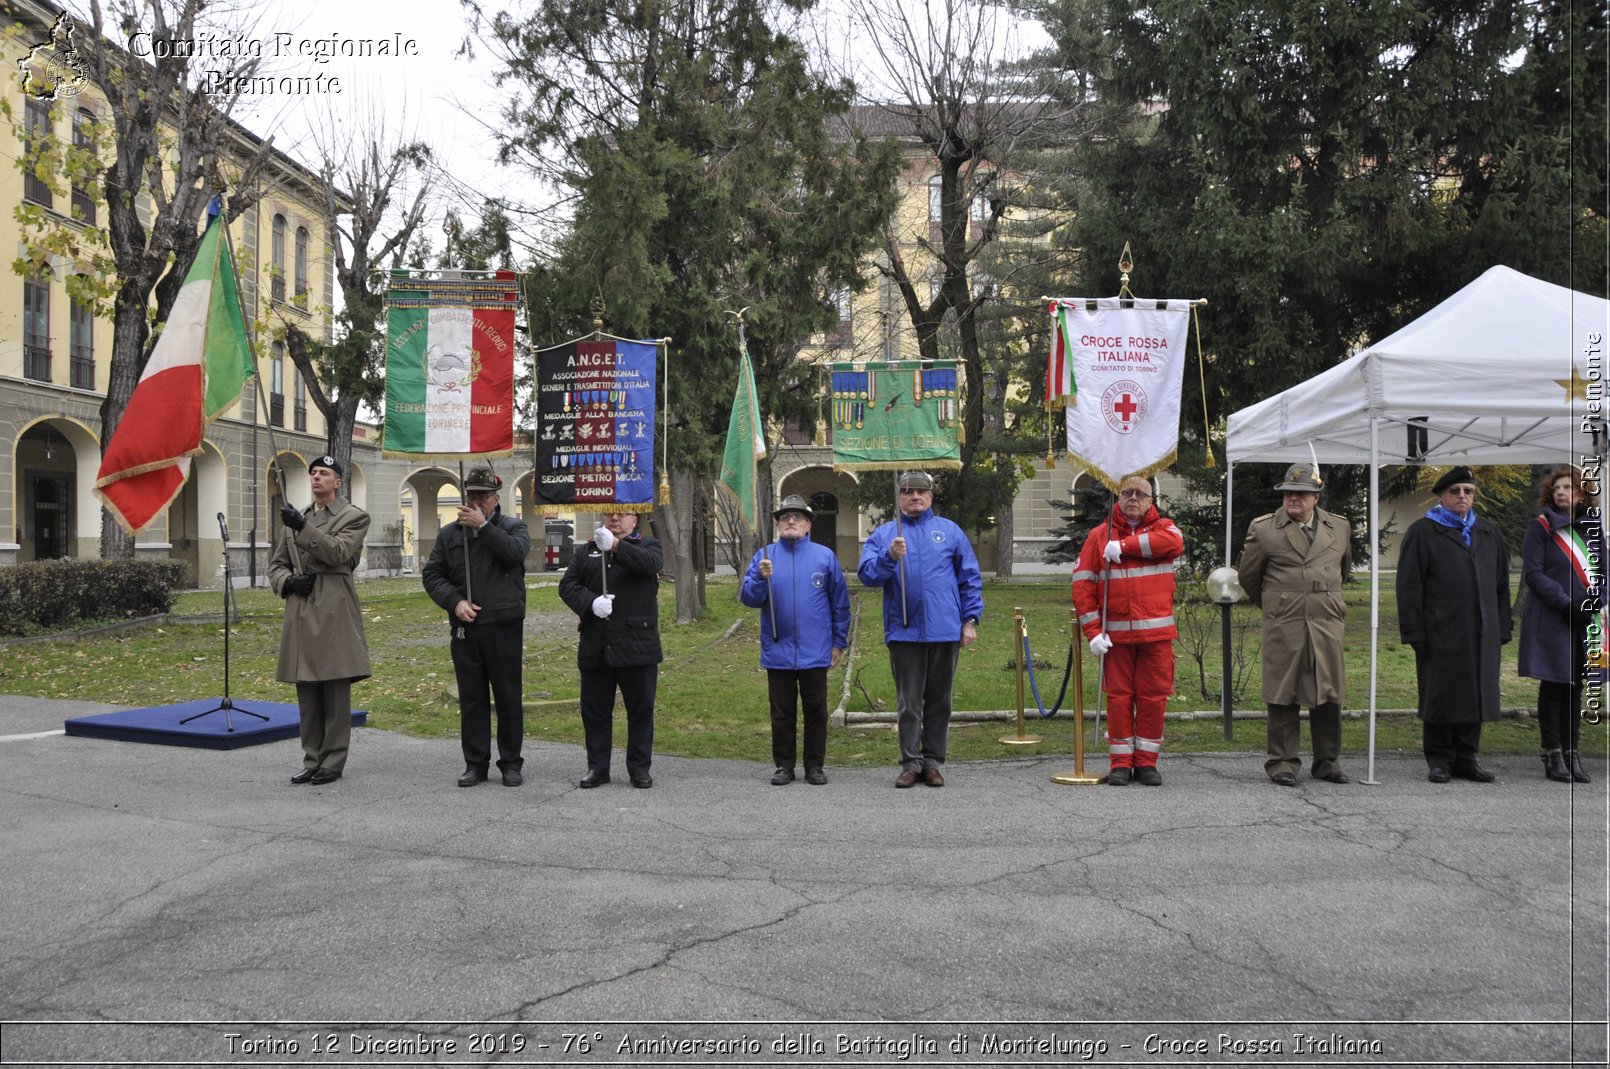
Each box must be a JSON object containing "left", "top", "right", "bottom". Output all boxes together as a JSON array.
[
  {"left": 1045, "top": 302, "right": 1077, "bottom": 409},
  {"left": 382, "top": 275, "right": 517, "bottom": 458},
  {"left": 94, "top": 210, "right": 252, "bottom": 534}
]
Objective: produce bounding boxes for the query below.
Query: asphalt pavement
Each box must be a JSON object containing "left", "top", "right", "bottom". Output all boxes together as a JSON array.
[{"left": 0, "top": 694, "right": 1605, "bottom": 1068}]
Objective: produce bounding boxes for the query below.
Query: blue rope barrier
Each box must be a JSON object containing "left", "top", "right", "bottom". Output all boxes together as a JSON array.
[{"left": 1023, "top": 630, "right": 1075, "bottom": 718}]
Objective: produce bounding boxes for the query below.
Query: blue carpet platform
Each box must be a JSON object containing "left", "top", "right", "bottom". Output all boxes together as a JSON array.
[{"left": 65, "top": 699, "right": 368, "bottom": 750}]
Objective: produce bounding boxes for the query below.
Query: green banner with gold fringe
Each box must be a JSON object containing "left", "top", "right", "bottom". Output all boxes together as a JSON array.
[{"left": 830, "top": 360, "right": 961, "bottom": 472}]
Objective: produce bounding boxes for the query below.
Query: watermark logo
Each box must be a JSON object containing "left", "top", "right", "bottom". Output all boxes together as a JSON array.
[{"left": 19, "top": 14, "right": 89, "bottom": 100}]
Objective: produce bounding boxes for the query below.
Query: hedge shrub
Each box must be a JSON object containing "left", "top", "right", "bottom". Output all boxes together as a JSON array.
[{"left": 0, "top": 558, "right": 185, "bottom": 636}]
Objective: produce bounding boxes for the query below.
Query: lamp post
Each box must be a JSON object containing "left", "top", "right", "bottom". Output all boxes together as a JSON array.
[{"left": 1206, "top": 565, "right": 1245, "bottom": 741}]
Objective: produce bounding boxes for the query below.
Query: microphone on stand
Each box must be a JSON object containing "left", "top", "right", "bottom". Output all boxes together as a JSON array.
[{"left": 217, "top": 512, "right": 229, "bottom": 541}]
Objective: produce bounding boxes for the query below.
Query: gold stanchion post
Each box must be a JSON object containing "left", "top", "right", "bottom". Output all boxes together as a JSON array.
[
  {"left": 1052, "top": 606, "right": 1100, "bottom": 784},
  {"left": 1000, "top": 606, "right": 1043, "bottom": 747}
]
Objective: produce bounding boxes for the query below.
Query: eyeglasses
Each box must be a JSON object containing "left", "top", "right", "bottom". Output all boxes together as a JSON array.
[
  {"left": 1443, "top": 486, "right": 1477, "bottom": 496},
  {"left": 1118, "top": 489, "right": 1152, "bottom": 500}
]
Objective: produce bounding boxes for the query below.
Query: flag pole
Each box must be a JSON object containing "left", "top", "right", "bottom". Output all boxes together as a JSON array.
[
  {"left": 733, "top": 314, "right": 777, "bottom": 639},
  {"left": 894, "top": 469, "right": 907, "bottom": 627},
  {"left": 253, "top": 370, "right": 302, "bottom": 573},
  {"left": 458, "top": 460, "right": 472, "bottom": 605}
]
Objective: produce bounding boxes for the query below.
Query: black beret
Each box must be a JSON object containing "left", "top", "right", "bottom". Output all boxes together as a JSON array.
[{"left": 1432, "top": 466, "right": 1475, "bottom": 493}]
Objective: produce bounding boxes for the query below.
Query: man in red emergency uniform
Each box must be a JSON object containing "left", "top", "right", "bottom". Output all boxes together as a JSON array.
[{"left": 1072, "top": 475, "right": 1185, "bottom": 786}]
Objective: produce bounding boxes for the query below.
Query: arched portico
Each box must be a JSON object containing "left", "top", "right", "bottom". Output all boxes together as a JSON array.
[
  {"left": 13, "top": 417, "right": 99, "bottom": 563},
  {"left": 168, "top": 441, "right": 228, "bottom": 586},
  {"left": 777, "top": 466, "right": 861, "bottom": 570},
  {"left": 401, "top": 466, "right": 462, "bottom": 569}
]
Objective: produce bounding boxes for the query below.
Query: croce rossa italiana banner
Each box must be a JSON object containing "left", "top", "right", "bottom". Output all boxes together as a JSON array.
[{"left": 1049, "top": 299, "right": 1191, "bottom": 489}]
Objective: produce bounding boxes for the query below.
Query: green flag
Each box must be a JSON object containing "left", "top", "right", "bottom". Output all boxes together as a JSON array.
[
  {"left": 717, "top": 347, "right": 766, "bottom": 532},
  {"left": 830, "top": 360, "right": 962, "bottom": 471}
]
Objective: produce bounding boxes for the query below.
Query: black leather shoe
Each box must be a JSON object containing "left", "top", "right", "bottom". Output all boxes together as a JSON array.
[
  {"left": 1319, "top": 770, "right": 1351, "bottom": 784},
  {"left": 1134, "top": 766, "right": 1162, "bottom": 787},
  {"left": 805, "top": 767, "right": 828, "bottom": 786},
  {"left": 579, "top": 769, "right": 610, "bottom": 788},
  {"left": 501, "top": 768, "right": 523, "bottom": 787},
  {"left": 1452, "top": 761, "right": 1496, "bottom": 783},
  {"left": 458, "top": 767, "right": 487, "bottom": 787},
  {"left": 630, "top": 773, "right": 653, "bottom": 789},
  {"left": 1271, "top": 772, "right": 1297, "bottom": 787},
  {"left": 290, "top": 768, "right": 315, "bottom": 785},
  {"left": 1428, "top": 766, "right": 1451, "bottom": 784},
  {"left": 1107, "top": 767, "right": 1131, "bottom": 786},
  {"left": 309, "top": 768, "right": 342, "bottom": 785},
  {"left": 771, "top": 767, "right": 794, "bottom": 785}
]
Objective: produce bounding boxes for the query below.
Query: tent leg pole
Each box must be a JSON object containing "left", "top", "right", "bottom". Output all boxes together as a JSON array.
[{"left": 1365, "top": 417, "right": 1381, "bottom": 785}]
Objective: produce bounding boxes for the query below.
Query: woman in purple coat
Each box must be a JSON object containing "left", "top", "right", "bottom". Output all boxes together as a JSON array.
[{"left": 1518, "top": 466, "right": 1600, "bottom": 783}]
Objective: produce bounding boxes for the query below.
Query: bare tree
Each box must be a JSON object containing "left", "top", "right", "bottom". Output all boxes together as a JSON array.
[
  {"left": 13, "top": 0, "right": 276, "bottom": 555},
  {"left": 842, "top": 0, "right": 1093, "bottom": 546},
  {"left": 276, "top": 108, "right": 435, "bottom": 481}
]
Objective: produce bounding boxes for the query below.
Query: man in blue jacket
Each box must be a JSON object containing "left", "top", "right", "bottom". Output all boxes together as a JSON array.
[
  {"left": 741, "top": 495, "right": 850, "bottom": 786},
  {"left": 858, "top": 471, "right": 984, "bottom": 787}
]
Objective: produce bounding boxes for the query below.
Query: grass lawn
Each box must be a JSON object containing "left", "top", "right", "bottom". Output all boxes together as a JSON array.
[{"left": 2, "top": 574, "right": 1603, "bottom": 766}]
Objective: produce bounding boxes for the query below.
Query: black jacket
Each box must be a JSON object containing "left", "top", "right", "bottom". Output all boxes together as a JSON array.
[
  {"left": 421, "top": 509, "right": 531, "bottom": 624},
  {"left": 1396, "top": 514, "right": 1512, "bottom": 723},
  {"left": 559, "top": 533, "right": 664, "bottom": 668}
]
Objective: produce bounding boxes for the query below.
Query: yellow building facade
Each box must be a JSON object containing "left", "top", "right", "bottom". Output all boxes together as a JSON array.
[{"left": 0, "top": 0, "right": 356, "bottom": 582}]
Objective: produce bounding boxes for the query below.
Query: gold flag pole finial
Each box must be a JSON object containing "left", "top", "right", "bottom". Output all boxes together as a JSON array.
[
  {"left": 1117, "top": 241, "right": 1135, "bottom": 300},
  {"left": 590, "top": 284, "right": 605, "bottom": 335}
]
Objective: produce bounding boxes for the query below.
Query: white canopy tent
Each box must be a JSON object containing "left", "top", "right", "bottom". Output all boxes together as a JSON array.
[{"left": 1224, "top": 265, "right": 1610, "bottom": 781}]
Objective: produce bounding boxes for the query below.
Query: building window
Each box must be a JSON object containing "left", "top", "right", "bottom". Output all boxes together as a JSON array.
[
  {"left": 24, "top": 274, "right": 51, "bottom": 381},
  {"left": 294, "top": 226, "right": 309, "bottom": 302},
  {"left": 827, "top": 284, "right": 852, "bottom": 342},
  {"left": 270, "top": 342, "right": 285, "bottom": 426},
  {"left": 927, "top": 175, "right": 943, "bottom": 224},
  {"left": 70, "top": 109, "right": 96, "bottom": 224},
  {"left": 70, "top": 289, "right": 93, "bottom": 389},
  {"left": 270, "top": 213, "right": 286, "bottom": 302},
  {"left": 293, "top": 366, "right": 307, "bottom": 431},
  {"left": 23, "top": 99, "right": 53, "bottom": 207}
]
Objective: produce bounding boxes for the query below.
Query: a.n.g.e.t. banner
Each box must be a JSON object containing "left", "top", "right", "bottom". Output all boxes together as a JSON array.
[
  {"left": 534, "top": 338, "right": 658, "bottom": 511},
  {"left": 830, "top": 360, "right": 961, "bottom": 472},
  {"left": 382, "top": 270, "right": 520, "bottom": 459}
]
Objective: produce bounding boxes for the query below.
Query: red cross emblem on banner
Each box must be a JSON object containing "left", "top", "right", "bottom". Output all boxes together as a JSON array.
[{"left": 1101, "top": 380, "right": 1147, "bottom": 435}]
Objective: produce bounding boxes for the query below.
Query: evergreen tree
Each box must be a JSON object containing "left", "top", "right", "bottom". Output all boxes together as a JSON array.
[
  {"left": 479, "top": 0, "right": 902, "bottom": 620},
  {"left": 1028, "top": 0, "right": 1605, "bottom": 562}
]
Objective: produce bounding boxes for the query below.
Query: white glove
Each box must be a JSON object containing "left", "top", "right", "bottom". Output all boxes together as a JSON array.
[
  {"left": 590, "top": 594, "right": 615, "bottom": 619},
  {"left": 1089, "top": 633, "right": 1113, "bottom": 656},
  {"left": 593, "top": 526, "right": 616, "bottom": 551},
  {"left": 1104, "top": 540, "right": 1123, "bottom": 563}
]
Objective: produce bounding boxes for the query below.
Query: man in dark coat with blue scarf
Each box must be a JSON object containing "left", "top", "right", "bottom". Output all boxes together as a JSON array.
[{"left": 1396, "top": 467, "right": 1513, "bottom": 783}]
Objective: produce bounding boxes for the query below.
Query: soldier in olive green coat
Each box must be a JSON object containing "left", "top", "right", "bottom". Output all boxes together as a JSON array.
[
  {"left": 1237, "top": 462, "right": 1352, "bottom": 787},
  {"left": 271, "top": 455, "right": 371, "bottom": 785}
]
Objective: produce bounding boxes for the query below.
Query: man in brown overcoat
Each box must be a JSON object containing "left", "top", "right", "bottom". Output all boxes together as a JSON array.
[
  {"left": 271, "top": 455, "right": 372, "bottom": 785},
  {"left": 1236, "top": 462, "right": 1352, "bottom": 786}
]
